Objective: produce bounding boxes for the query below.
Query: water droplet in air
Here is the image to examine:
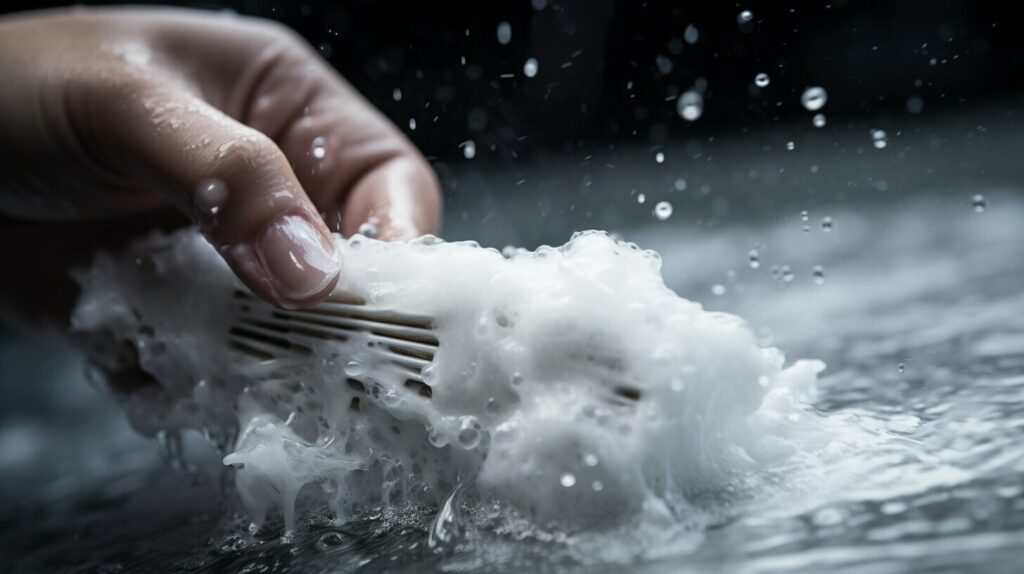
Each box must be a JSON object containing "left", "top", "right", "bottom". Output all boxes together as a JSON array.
[
  {"left": 496, "top": 21, "right": 512, "bottom": 45},
  {"left": 460, "top": 140, "right": 476, "bottom": 159},
  {"left": 812, "top": 113, "right": 827, "bottom": 128},
  {"left": 755, "top": 73, "right": 770, "bottom": 87},
  {"left": 684, "top": 24, "right": 699, "bottom": 44},
  {"left": 673, "top": 178, "right": 687, "bottom": 191},
  {"left": 800, "top": 210, "right": 809, "bottom": 222},
  {"left": 972, "top": 194, "right": 986, "bottom": 213},
  {"left": 409, "top": 118, "right": 417, "bottom": 130},
  {"left": 655, "top": 152, "right": 665, "bottom": 164},
  {"left": 677, "top": 90, "right": 704, "bottom": 121},
  {"left": 812, "top": 265, "right": 825, "bottom": 285},
  {"left": 637, "top": 193, "right": 647, "bottom": 204},
  {"left": 898, "top": 362, "right": 905, "bottom": 374},
  {"left": 583, "top": 453, "right": 599, "bottom": 467},
  {"left": 711, "top": 284, "right": 726, "bottom": 296},
  {"left": 907, "top": 95, "right": 924, "bottom": 114},
  {"left": 654, "top": 201, "right": 673, "bottom": 220},
  {"left": 738, "top": 10, "right": 753, "bottom": 24},
  {"left": 311, "top": 136, "right": 327, "bottom": 159},
  {"left": 523, "top": 58, "right": 538, "bottom": 78},
  {"left": 781, "top": 265, "right": 794, "bottom": 282},
  {"left": 871, "top": 129, "right": 888, "bottom": 149},
  {"left": 822, "top": 216, "right": 833, "bottom": 232},
  {"left": 560, "top": 473, "right": 577, "bottom": 487},
  {"left": 786, "top": 141, "right": 795, "bottom": 151},
  {"left": 749, "top": 249, "right": 761, "bottom": 268},
  {"left": 392, "top": 88, "right": 402, "bottom": 102},
  {"left": 801, "top": 86, "right": 828, "bottom": 111}
]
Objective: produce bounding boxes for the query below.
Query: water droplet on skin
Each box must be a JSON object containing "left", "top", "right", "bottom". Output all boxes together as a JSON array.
[
  {"left": 392, "top": 88, "right": 402, "bottom": 102},
  {"left": 812, "top": 113, "right": 827, "bottom": 128},
  {"left": 711, "top": 284, "right": 726, "bottom": 296},
  {"left": 311, "top": 136, "right": 327, "bottom": 159},
  {"left": 637, "top": 193, "right": 647, "bottom": 204},
  {"left": 357, "top": 218, "right": 380, "bottom": 239},
  {"left": 812, "top": 265, "right": 825, "bottom": 285},
  {"left": 749, "top": 249, "right": 760, "bottom": 269},
  {"left": 496, "top": 21, "right": 512, "bottom": 45},
  {"left": 583, "top": 453, "right": 599, "bottom": 467},
  {"left": 786, "top": 141, "right": 795, "bottom": 151},
  {"left": 738, "top": 10, "right": 753, "bottom": 24},
  {"left": 684, "top": 24, "right": 699, "bottom": 44},
  {"left": 655, "top": 152, "right": 665, "bottom": 164},
  {"left": 194, "top": 179, "right": 228, "bottom": 217},
  {"left": 560, "top": 473, "right": 576, "bottom": 487},
  {"left": 523, "top": 58, "right": 539, "bottom": 78},
  {"left": 972, "top": 194, "right": 986, "bottom": 213},
  {"left": 460, "top": 140, "right": 476, "bottom": 159},
  {"left": 755, "top": 73, "right": 770, "bottom": 87},
  {"left": 653, "top": 201, "right": 673, "bottom": 220},
  {"left": 822, "top": 216, "right": 834, "bottom": 232},
  {"left": 871, "top": 129, "right": 888, "bottom": 149},
  {"left": 677, "top": 90, "right": 704, "bottom": 121},
  {"left": 801, "top": 86, "right": 828, "bottom": 111}
]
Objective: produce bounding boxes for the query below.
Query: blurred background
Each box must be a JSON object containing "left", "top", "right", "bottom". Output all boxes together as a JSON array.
[
  {"left": 5, "top": 0, "right": 1024, "bottom": 247},
  {"left": 3, "top": 2, "right": 1024, "bottom": 572}
]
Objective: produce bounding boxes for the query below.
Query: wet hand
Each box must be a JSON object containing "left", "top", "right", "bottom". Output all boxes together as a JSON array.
[{"left": 0, "top": 7, "right": 441, "bottom": 313}]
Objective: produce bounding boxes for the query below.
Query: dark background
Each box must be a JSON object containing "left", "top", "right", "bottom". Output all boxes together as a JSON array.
[{"left": 3, "top": 1, "right": 1022, "bottom": 162}]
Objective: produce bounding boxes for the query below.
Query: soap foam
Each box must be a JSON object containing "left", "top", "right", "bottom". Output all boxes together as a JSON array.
[{"left": 72, "top": 229, "right": 829, "bottom": 545}]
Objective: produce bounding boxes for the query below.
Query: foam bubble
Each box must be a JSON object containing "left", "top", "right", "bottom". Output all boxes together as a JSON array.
[{"left": 72, "top": 229, "right": 829, "bottom": 538}]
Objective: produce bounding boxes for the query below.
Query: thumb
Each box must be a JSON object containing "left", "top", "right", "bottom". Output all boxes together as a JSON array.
[{"left": 100, "top": 76, "right": 340, "bottom": 308}]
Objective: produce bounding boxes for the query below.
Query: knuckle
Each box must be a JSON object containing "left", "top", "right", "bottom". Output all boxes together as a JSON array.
[{"left": 210, "top": 130, "right": 284, "bottom": 179}]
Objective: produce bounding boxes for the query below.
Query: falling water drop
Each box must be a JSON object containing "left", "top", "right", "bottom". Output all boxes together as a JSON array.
[
  {"left": 523, "top": 58, "right": 539, "bottom": 78},
  {"left": 392, "top": 88, "right": 402, "bottom": 102},
  {"left": 676, "top": 90, "right": 704, "bottom": 121},
  {"left": 496, "top": 21, "right": 512, "bottom": 45},
  {"left": 786, "top": 141, "right": 796, "bottom": 151},
  {"left": 871, "top": 129, "right": 889, "bottom": 149},
  {"left": 898, "top": 362, "right": 905, "bottom": 374},
  {"left": 812, "top": 113, "right": 827, "bottom": 128},
  {"left": 972, "top": 194, "right": 986, "bottom": 213},
  {"left": 800, "top": 86, "right": 828, "bottom": 111},
  {"left": 812, "top": 265, "right": 826, "bottom": 285},
  {"left": 738, "top": 10, "right": 753, "bottom": 24},
  {"left": 781, "top": 265, "right": 794, "bottom": 282},
  {"left": 755, "top": 73, "right": 770, "bottom": 87},
  {"left": 749, "top": 249, "right": 761, "bottom": 269},
  {"left": 711, "top": 284, "right": 726, "bottom": 296},
  {"left": 655, "top": 152, "right": 665, "bottom": 164},
  {"left": 637, "top": 193, "right": 646, "bottom": 204},
  {"left": 409, "top": 118, "right": 417, "bottom": 130},
  {"left": 822, "top": 216, "right": 834, "bottom": 232},
  {"left": 654, "top": 201, "right": 673, "bottom": 220},
  {"left": 460, "top": 140, "right": 476, "bottom": 159},
  {"left": 684, "top": 24, "right": 699, "bottom": 44},
  {"left": 560, "top": 473, "right": 577, "bottom": 487}
]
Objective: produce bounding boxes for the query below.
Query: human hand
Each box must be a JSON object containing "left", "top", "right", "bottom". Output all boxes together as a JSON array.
[{"left": 0, "top": 7, "right": 441, "bottom": 316}]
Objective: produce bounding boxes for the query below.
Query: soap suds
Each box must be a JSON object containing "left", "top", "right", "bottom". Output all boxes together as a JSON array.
[{"left": 72, "top": 229, "right": 832, "bottom": 547}]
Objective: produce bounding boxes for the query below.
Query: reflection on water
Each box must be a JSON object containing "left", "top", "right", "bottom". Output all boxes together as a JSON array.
[{"left": 1, "top": 192, "right": 1023, "bottom": 573}]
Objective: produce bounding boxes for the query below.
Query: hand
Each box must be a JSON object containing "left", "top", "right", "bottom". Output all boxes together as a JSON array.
[{"left": 0, "top": 7, "right": 441, "bottom": 320}]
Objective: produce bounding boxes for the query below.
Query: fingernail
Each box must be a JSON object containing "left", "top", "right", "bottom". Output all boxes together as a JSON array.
[{"left": 256, "top": 215, "right": 340, "bottom": 303}]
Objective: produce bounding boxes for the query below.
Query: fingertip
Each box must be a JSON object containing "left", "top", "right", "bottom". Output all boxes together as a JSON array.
[{"left": 219, "top": 213, "right": 341, "bottom": 308}]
